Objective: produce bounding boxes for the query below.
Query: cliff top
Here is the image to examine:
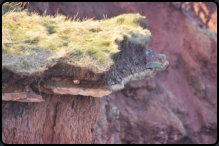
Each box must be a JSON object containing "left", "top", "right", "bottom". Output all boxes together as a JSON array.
[
  {"left": 2, "top": 3, "right": 168, "bottom": 100},
  {"left": 2, "top": 5, "right": 150, "bottom": 74}
]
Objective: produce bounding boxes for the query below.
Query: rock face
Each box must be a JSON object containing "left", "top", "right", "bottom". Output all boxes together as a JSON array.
[
  {"left": 2, "top": 2, "right": 217, "bottom": 144},
  {"left": 2, "top": 95, "right": 101, "bottom": 144},
  {"left": 2, "top": 4, "right": 168, "bottom": 144}
]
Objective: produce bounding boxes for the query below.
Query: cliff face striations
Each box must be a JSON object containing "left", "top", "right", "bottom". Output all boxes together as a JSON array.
[
  {"left": 25, "top": 2, "right": 217, "bottom": 144},
  {"left": 2, "top": 2, "right": 217, "bottom": 144},
  {"left": 2, "top": 3, "right": 169, "bottom": 144}
]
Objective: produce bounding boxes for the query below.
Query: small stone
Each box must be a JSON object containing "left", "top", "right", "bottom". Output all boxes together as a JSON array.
[{"left": 73, "top": 80, "right": 80, "bottom": 84}]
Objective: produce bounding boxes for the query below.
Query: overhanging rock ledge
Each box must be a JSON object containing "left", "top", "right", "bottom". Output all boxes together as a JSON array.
[{"left": 2, "top": 11, "right": 169, "bottom": 101}]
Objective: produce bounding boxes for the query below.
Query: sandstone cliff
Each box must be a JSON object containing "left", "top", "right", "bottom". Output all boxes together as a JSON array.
[
  {"left": 2, "top": 2, "right": 217, "bottom": 144},
  {"left": 2, "top": 3, "right": 168, "bottom": 144}
]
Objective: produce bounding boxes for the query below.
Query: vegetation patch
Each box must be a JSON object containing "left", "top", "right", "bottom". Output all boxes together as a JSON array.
[{"left": 2, "top": 3, "right": 151, "bottom": 75}]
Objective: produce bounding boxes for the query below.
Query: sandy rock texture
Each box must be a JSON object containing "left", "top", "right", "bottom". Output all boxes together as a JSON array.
[
  {"left": 2, "top": 95, "right": 101, "bottom": 144},
  {"left": 2, "top": 3, "right": 168, "bottom": 144},
  {"left": 2, "top": 2, "right": 217, "bottom": 144}
]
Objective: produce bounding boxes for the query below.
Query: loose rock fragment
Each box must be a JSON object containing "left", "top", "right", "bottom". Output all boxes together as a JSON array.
[{"left": 2, "top": 92, "right": 44, "bottom": 102}]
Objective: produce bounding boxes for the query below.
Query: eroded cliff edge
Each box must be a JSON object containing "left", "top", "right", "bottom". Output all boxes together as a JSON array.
[
  {"left": 24, "top": 2, "right": 217, "bottom": 144},
  {"left": 2, "top": 4, "right": 169, "bottom": 144},
  {"left": 2, "top": 6, "right": 168, "bottom": 100}
]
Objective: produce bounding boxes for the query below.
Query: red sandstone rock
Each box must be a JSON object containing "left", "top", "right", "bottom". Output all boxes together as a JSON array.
[
  {"left": 2, "top": 95, "right": 100, "bottom": 144},
  {"left": 2, "top": 2, "right": 217, "bottom": 144},
  {"left": 2, "top": 92, "right": 44, "bottom": 102}
]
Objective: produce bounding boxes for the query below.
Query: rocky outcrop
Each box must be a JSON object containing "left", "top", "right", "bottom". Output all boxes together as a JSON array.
[
  {"left": 2, "top": 7, "right": 168, "bottom": 100},
  {"left": 2, "top": 2, "right": 217, "bottom": 144},
  {"left": 2, "top": 4, "right": 168, "bottom": 144},
  {"left": 25, "top": 2, "right": 217, "bottom": 144}
]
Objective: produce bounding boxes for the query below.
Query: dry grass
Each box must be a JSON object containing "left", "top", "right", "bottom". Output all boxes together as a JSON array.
[{"left": 2, "top": 3, "right": 151, "bottom": 74}]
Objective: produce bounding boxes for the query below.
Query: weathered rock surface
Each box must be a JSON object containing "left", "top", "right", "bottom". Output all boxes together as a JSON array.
[
  {"left": 2, "top": 8, "right": 168, "bottom": 99},
  {"left": 26, "top": 2, "right": 217, "bottom": 144},
  {"left": 2, "top": 92, "right": 44, "bottom": 102},
  {"left": 92, "top": 96, "right": 121, "bottom": 144},
  {"left": 2, "top": 2, "right": 217, "bottom": 144},
  {"left": 92, "top": 2, "right": 216, "bottom": 144},
  {"left": 2, "top": 95, "right": 101, "bottom": 144},
  {"left": 2, "top": 3, "right": 168, "bottom": 144}
]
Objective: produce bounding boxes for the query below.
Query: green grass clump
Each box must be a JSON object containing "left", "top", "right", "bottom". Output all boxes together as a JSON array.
[{"left": 2, "top": 5, "right": 151, "bottom": 74}]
